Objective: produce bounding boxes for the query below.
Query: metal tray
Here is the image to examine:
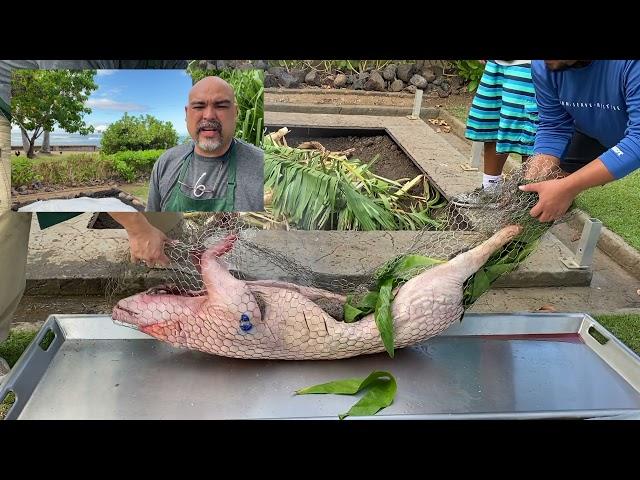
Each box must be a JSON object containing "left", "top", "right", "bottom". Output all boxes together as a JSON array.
[{"left": 2, "top": 313, "right": 640, "bottom": 419}]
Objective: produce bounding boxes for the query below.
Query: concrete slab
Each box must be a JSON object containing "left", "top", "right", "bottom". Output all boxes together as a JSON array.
[
  {"left": 25, "top": 213, "right": 164, "bottom": 295},
  {"left": 25, "top": 213, "right": 591, "bottom": 296}
]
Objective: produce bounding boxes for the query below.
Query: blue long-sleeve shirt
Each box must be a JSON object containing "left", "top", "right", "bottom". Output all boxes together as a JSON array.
[{"left": 532, "top": 60, "right": 640, "bottom": 179}]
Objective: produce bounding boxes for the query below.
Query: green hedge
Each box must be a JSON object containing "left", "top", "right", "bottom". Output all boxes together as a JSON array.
[{"left": 11, "top": 149, "right": 165, "bottom": 187}]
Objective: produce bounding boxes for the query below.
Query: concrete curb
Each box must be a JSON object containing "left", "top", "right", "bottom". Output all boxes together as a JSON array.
[
  {"left": 265, "top": 102, "right": 439, "bottom": 119},
  {"left": 567, "top": 209, "right": 640, "bottom": 279},
  {"left": 26, "top": 226, "right": 593, "bottom": 295}
]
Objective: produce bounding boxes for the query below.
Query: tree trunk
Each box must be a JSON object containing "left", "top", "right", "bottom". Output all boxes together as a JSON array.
[
  {"left": 21, "top": 127, "right": 30, "bottom": 153},
  {"left": 42, "top": 130, "right": 51, "bottom": 154},
  {"left": 24, "top": 127, "right": 41, "bottom": 159}
]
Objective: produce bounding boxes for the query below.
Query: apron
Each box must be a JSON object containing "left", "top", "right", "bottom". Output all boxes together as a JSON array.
[{"left": 163, "top": 144, "right": 237, "bottom": 212}]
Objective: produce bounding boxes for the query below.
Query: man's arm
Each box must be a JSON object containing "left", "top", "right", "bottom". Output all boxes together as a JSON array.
[
  {"left": 522, "top": 62, "right": 640, "bottom": 222},
  {"left": 108, "top": 212, "right": 171, "bottom": 267},
  {"left": 531, "top": 61, "right": 575, "bottom": 158},
  {"left": 597, "top": 61, "right": 640, "bottom": 178}
]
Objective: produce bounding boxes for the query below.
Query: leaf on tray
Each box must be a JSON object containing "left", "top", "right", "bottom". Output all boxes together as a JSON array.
[{"left": 295, "top": 370, "right": 397, "bottom": 420}]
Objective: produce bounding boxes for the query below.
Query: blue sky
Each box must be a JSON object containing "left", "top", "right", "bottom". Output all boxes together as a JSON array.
[{"left": 12, "top": 69, "right": 193, "bottom": 145}]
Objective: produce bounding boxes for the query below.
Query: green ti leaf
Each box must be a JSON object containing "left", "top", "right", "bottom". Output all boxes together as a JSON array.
[
  {"left": 375, "top": 278, "right": 395, "bottom": 358},
  {"left": 343, "top": 254, "right": 445, "bottom": 352},
  {"left": 462, "top": 237, "right": 543, "bottom": 309},
  {"left": 295, "top": 371, "right": 397, "bottom": 420}
]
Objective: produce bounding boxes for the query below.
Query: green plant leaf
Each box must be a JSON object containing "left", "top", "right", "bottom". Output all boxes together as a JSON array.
[
  {"left": 343, "top": 291, "right": 379, "bottom": 323},
  {"left": 295, "top": 370, "right": 397, "bottom": 420},
  {"left": 263, "top": 137, "right": 442, "bottom": 231},
  {"left": 375, "top": 278, "right": 395, "bottom": 357},
  {"left": 339, "top": 375, "right": 397, "bottom": 420},
  {"left": 343, "top": 302, "right": 366, "bottom": 323},
  {"left": 384, "top": 254, "right": 444, "bottom": 283},
  {"left": 471, "top": 269, "right": 491, "bottom": 300}
]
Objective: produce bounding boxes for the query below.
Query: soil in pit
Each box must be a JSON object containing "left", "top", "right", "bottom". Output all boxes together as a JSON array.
[{"left": 284, "top": 134, "right": 426, "bottom": 197}]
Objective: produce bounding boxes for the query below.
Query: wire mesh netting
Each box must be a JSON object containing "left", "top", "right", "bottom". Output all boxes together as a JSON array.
[{"left": 111, "top": 155, "right": 570, "bottom": 360}]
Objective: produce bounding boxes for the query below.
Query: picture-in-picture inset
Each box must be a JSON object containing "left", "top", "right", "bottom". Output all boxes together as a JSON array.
[{"left": 10, "top": 68, "right": 264, "bottom": 213}]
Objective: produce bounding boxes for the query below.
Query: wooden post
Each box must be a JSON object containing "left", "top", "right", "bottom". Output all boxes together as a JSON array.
[{"left": 470, "top": 141, "right": 483, "bottom": 169}]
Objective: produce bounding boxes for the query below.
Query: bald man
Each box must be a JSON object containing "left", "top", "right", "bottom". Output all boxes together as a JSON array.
[{"left": 147, "top": 76, "right": 264, "bottom": 212}]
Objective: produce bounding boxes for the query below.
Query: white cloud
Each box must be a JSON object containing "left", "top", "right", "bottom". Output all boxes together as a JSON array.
[
  {"left": 92, "top": 124, "right": 109, "bottom": 133},
  {"left": 96, "top": 70, "right": 117, "bottom": 76},
  {"left": 86, "top": 98, "right": 147, "bottom": 112},
  {"left": 98, "top": 87, "right": 123, "bottom": 97}
]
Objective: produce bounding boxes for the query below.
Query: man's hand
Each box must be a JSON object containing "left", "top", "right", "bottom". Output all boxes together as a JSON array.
[
  {"left": 518, "top": 178, "right": 577, "bottom": 222},
  {"left": 127, "top": 225, "right": 171, "bottom": 267},
  {"left": 108, "top": 212, "right": 172, "bottom": 267},
  {"left": 520, "top": 158, "right": 615, "bottom": 223}
]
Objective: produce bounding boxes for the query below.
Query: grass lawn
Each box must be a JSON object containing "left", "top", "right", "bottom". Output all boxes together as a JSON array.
[
  {"left": 0, "top": 329, "right": 39, "bottom": 367},
  {"left": 119, "top": 183, "right": 149, "bottom": 203},
  {"left": 447, "top": 104, "right": 471, "bottom": 123},
  {"left": 575, "top": 170, "right": 640, "bottom": 251},
  {"left": 594, "top": 314, "right": 640, "bottom": 354}
]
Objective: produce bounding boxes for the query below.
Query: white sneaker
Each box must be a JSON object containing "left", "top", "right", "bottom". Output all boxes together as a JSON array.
[{"left": 451, "top": 185, "right": 501, "bottom": 209}]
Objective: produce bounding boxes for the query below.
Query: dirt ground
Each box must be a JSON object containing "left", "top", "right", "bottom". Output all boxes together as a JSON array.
[
  {"left": 266, "top": 88, "right": 475, "bottom": 111},
  {"left": 12, "top": 184, "right": 119, "bottom": 203}
]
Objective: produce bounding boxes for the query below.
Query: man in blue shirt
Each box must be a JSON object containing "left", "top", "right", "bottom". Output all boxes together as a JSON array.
[{"left": 520, "top": 60, "right": 640, "bottom": 222}]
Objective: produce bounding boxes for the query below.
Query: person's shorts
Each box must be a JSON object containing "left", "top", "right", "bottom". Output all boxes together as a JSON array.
[
  {"left": 559, "top": 130, "right": 607, "bottom": 173},
  {"left": 465, "top": 61, "right": 538, "bottom": 156}
]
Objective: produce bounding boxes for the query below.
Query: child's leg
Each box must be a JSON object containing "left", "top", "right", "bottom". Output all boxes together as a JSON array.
[{"left": 482, "top": 142, "right": 509, "bottom": 189}]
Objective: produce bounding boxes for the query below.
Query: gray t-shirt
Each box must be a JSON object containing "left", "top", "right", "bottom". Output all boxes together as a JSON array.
[{"left": 147, "top": 138, "right": 264, "bottom": 212}]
